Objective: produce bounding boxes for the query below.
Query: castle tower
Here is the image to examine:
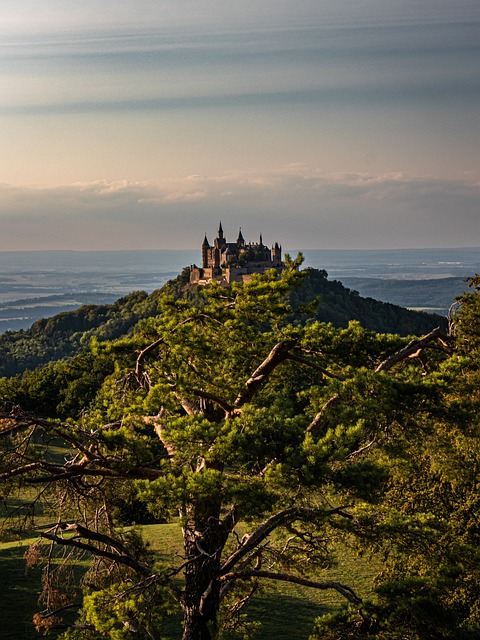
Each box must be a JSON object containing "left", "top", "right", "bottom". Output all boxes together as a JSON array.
[
  {"left": 213, "top": 246, "right": 220, "bottom": 269},
  {"left": 202, "top": 234, "right": 210, "bottom": 268},
  {"left": 237, "top": 228, "right": 245, "bottom": 247},
  {"left": 272, "top": 242, "right": 282, "bottom": 265},
  {"left": 217, "top": 221, "right": 225, "bottom": 245}
]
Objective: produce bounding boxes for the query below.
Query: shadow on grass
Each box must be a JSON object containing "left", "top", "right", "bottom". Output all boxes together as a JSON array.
[
  {"left": 244, "top": 593, "right": 335, "bottom": 640},
  {"left": 0, "top": 543, "right": 43, "bottom": 640}
]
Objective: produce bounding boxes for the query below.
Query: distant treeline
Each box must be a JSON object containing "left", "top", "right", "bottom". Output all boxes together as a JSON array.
[{"left": 0, "top": 292, "right": 120, "bottom": 332}]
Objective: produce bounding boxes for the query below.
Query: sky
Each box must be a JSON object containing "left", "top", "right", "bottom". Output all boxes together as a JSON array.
[{"left": 1, "top": 0, "right": 480, "bottom": 251}]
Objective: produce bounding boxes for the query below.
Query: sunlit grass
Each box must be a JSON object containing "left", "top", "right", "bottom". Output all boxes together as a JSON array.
[{"left": 0, "top": 521, "right": 380, "bottom": 640}]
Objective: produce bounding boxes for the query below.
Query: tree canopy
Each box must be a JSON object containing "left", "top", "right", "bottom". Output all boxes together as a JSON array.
[{"left": 0, "top": 266, "right": 477, "bottom": 640}]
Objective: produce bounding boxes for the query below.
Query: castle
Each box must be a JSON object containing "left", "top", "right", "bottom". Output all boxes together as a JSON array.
[{"left": 189, "top": 223, "right": 283, "bottom": 285}]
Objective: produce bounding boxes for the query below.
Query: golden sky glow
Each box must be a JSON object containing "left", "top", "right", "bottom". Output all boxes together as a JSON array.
[{"left": 1, "top": 1, "right": 479, "bottom": 249}]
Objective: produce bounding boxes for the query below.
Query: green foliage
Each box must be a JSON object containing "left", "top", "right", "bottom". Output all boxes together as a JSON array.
[
  {"left": 0, "top": 290, "right": 157, "bottom": 377},
  {"left": 1, "top": 265, "right": 477, "bottom": 640},
  {"left": 0, "top": 350, "right": 115, "bottom": 419},
  {"left": 308, "top": 277, "right": 480, "bottom": 640},
  {"left": 290, "top": 268, "right": 446, "bottom": 335},
  {"left": 0, "top": 266, "right": 444, "bottom": 381},
  {"left": 80, "top": 580, "right": 178, "bottom": 640}
]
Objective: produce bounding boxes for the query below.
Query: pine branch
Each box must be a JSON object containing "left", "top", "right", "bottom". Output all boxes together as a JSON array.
[
  {"left": 41, "top": 523, "right": 152, "bottom": 576},
  {"left": 375, "top": 326, "right": 453, "bottom": 373},
  {"left": 221, "top": 505, "right": 352, "bottom": 575},
  {"left": 233, "top": 339, "right": 297, "bottom": 409},
  {"left": 220, "top": 569, "right": 362, "bottom": 605}
]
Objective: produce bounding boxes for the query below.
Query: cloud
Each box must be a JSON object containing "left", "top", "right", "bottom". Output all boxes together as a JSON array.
[
  {"left": 1, "top": 168, "right": 479, "bottom": 250},
  {"left": 2, "top": 17, "right": 480, "bottom": 117}
]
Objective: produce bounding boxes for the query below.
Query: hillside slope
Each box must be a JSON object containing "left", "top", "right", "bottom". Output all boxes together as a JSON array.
[
  {"left": 0, "top": 268, "right": 446, "bottom": 378},
  {"left": 292, "top": 269, "right": 447, "bottom": 335}
]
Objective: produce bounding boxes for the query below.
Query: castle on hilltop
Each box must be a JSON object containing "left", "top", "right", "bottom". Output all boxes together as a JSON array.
[{"left": 189, "top": 223, "right": 283, "bottom": 285}]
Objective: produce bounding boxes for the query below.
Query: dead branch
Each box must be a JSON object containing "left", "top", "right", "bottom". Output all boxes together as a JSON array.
[
  {"left": 144, "top": 410, "right": 177, "bottom": 459},
  {"left": 37, "top": 603, "right": 80, "bottom": 619},
  {"left": 346, "top": 438, "right": 377, "bottom": 460},
  {"left": 189, "top": 388, "right": 234, "bottom": 415},
  {"left": 220, "top": 504, "right": 353, "bottom": 576},
  {"left": 0, "top": 461, "right": 43, "bottom": 481},
  {"left": 41, "top": 524, "right": 152, "bottom": 576},
  {"left": 219, "top": 545, "right": 265, "bottom": 601},
  {"left": 287, "top": 353, "right": 345, "bottom": 380},
  {"left": 220, "top": 569, "right": 362, "bottom": 604},
  {"left": 222, "top": 581, "right": 259, "bottom": 621},
  {"left": 136, "top": 337, "right": 167, "bottom": 389},
  {"left": 58, "top": 522, "right": 133, "bottom": 556}
]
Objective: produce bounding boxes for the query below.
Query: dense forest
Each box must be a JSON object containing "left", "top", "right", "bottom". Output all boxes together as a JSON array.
[{"left": 1, "top": 262, "right": 477, "bottom": 640}]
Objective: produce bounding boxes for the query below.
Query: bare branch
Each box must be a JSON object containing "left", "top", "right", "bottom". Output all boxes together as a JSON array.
[
  {"left": 189, "top": 388, "right": 234, "bottom": 415},
  {"left": 24, "top": 460, "right": 164, "bottom": 484},
  {"left": 220, "top": 545, "right": 266, "bottom": 601},
  {"left": 233, "top": 339, "right": 297, "bottom": 410},
  {"left": 135, "top": 337, "right": 168, "bottom": 389},
  {"left": 37, "top": 603, "right": 79, "bottom": 619},
  {"left": 375, "top": 327, "right": 453, "bottom": 373},
  {"left": 41, "top": 524, "right": 152, "bottom": 576},
  {"left": 305, "top": 395, "right": 341, "bottom": 436},
  {"left": 0, "top": 461, "right": 43, "bottom": 481},
  {"left": 220, "top": 569, "right": 362, "bottom": 605},
  {"left": 221, "top": 505, "right": 352, "bottom": 576},
  {"left": 287, "top": 353, "right": 345, "bottom": 380},
  {"left": 174, "top": 394, "right": 201, "bottom": 416},
  {"left": 347, "top": 438, "right": 377, "bottom": 460},
  {"left": 144, "top": 410, "right": 177, "bottom": 459}
]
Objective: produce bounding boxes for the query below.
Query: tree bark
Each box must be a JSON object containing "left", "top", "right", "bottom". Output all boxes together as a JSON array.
[
  {"left": 375, "top": 326, "right": 452, "bottom": 373},
  {"left": 181, "top": 501, "right": 235, "bottom": 640},
  {"left": 182, "top": 510, "right": 228, "bottom": 640},
  {"left": 182, "top": 528, "right": 221, "bottom": 640}
]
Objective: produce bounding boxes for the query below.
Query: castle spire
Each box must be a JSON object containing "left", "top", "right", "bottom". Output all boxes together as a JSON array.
[
  {"left": 202, "top": 233, "right": 210, "bottom": 268},
  {"left": 237, "top": 227, "right": 245, "bottom": 246}
]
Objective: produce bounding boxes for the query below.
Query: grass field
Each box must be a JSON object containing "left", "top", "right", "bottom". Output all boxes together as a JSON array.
[
  {"left": 0, "top": 521, "right": 380, "bottom": 640},
  {"left": 0, "top": 536, "right": 43, "bottom": 640}
]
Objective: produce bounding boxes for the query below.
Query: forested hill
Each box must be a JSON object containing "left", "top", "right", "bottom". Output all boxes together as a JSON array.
[
  {"left": 292, "top": 268, "right": 447, "bottom": 335},
  {"left": 0, "top": 267, "right": 447, "bottom": 378}
]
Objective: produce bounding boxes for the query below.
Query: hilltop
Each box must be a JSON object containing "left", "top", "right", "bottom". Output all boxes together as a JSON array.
[{"left": 0, "top": 267, "right": 447, "bottom": 379}]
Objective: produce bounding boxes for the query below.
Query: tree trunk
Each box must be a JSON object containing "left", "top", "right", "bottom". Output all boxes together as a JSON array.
[
  {"left": 182, "top": 541, "right": 220, "bottom": 640},
  {"left": 181, "top": 501, "right": 229, "bottom": 640}
]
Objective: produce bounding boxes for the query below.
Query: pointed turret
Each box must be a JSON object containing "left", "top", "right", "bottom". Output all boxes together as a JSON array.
[
  {"left": 202, "top": 234, "right": 210, "bottom": 268},
  {"left": 217, "top": 221, "right": 225, "bottom": 244},
  {"left": 237, "top": 227, "right": 245, "bottom": 246},
  {"left": 272, "top": 241, "right": 282, "bottom": 265}
]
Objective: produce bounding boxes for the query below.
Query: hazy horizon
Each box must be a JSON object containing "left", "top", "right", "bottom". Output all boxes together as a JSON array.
[{"left": 1, "top": 1, "right": 479, "bottom": 251}]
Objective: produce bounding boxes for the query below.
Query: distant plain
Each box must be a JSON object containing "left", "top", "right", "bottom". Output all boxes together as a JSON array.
[{"left": 0, "top": 247, "right": 479, "bottom": 332}]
